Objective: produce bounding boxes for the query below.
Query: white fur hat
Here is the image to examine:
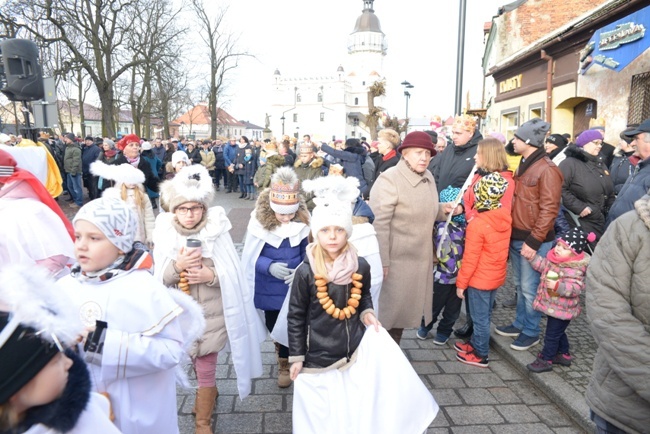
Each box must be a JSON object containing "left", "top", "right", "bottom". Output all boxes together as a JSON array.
[
  {"left": 302, "top": 176, "right": 359, "bottom": 238},
  {"left": 90, "top": 161, "right": 145, "bottom": 186},
  {"left": 159, "top": 164, "right": 214, "bottom": 212}
]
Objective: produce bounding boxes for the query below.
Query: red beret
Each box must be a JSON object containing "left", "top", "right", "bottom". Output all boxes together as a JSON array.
[{"left": 116, "top": 134, "right": 141, "bottom": 151}]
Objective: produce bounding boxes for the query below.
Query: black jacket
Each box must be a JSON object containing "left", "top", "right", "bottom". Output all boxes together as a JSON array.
[
  {"left": 288, "top": 256, "right": 373, "bottom": 369},
  {"left": 114, "top": 153, "right": 159, "bottom": 193},
  {"left": 433, "top": 130, "right": 482, "bottom": 190},
  {"left": 558, "top": 145, "right": 615, "bottom": 241}
]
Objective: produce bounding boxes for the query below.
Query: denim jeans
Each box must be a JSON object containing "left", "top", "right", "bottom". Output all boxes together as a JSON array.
[
  {"left": 510, "top": 239, "right": 553, "bottom": 338},
  {"left": 420, "top": 282, "right": 462, "bottom": 339},
  {"left": 66, "top": 173, "right": 83, "bottom": 206},
  {"left": 246, "top": 184, "right": 255, "bottom": 194},
  {"left": 238, "top": 175, "right": 246, "bottom": 193},
  {"left": 540, "top": 316, "right": 571, "bottom": 360},
  {"left": 590, "top": 410, "right": 629, "bottom": 434},
  {"left": 467, "top": 287, "right": 497, "bottom": 357}
]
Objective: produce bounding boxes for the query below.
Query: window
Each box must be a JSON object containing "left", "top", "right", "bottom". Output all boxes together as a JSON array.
[
  {"left": 500, "top": 108, "right": 520, "bottom": 141},
  {"left": 628, "top": 71, "right": 650, "bottom": 124},
  {"left": 354, "top": 97, "right": 359, "bottom": 105},
  {"left": 318, "top": 93, "right": 323, "bottom": 102},
  {"left": 293, "top": 113, "right": 298, "bottom": 122},
  {"left": 296, "top": 93, "right": 301, "bottom": 103},
  {"left": 529, "top": 103, "right": 544, "bottom": 121},
  {"left": 320, "top": 112, "right": 325, "bottom": 122}
]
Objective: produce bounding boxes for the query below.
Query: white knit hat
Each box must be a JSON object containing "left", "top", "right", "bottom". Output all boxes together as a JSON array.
[
  {"left": 73, "top": 197, "right": 137, "bottom": 253},
  {"left": 269, "top": 167, "right": 300, "bottom": 214},
  {"left": 302, "top": 176, "right": 359, "bottom": 238},
  {"left": 171, "top": 150, "right": 190, "bottom": 166},
  {"left": 159, "top": 164, "right": 214, "bottom": 212}
]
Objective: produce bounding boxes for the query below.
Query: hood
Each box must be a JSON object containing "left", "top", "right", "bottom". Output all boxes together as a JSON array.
[
  {"left": 634, "top": 194, "right": 650, "bottom": 232},
  {"left": 345, "top": 146, "right": 366, "bottom": 156},
  {"left": 267, "top": 154, "right": 285, "bottom": 166},
  {"left": 475, "top": 206, "right": 512, "bottom": 233},
  {"left": 564, "top": 144, "right": 599, "bottom": 163},
  {"left": 294, "top": 156, "right": 324, "bottom": 169},
  {"left": 255, "top": 188, "right": 310, "bottom": 232}
]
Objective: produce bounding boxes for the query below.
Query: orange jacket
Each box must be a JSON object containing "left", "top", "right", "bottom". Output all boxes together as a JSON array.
[{"left": 456, "top": 173, "right": 514, "bottom": 290}]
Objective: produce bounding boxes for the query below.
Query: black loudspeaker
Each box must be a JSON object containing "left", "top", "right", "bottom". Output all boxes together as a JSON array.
[{"left": 0, "top": 39, "right": 44, "bottom": 101}]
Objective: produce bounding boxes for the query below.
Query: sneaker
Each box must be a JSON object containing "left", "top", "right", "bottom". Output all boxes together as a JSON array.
[
  {"left": 527, "top": 355, "right": 553, "bottom": 373},
  {"left": 456, "top": 351, "right": 489, "bottom": 368},
  {"left": 453, "top": 341, "right": 474, "bottom": 354},
  {"left": 495, "top": 324, "right": 522, "bottom": 337},
  {"left": 416, "top": 327, "right": 429, "bottom": 340},
  {"left": 510, "top": 333, "right": 540, "bottom": 351},
  {"left": 552, "top": 353, "right": 572, "bottom": 367},
  {"left": 433, "top": 334, "right": 449, "bottom": 346}
]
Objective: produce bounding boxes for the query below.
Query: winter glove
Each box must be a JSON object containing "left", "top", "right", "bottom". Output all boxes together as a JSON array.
[
  {"left": 269, "top": 262, "right": 291, "bottom": 280},
  {"left": 284, "top": 268, "right": 296, "bottom": 287}
]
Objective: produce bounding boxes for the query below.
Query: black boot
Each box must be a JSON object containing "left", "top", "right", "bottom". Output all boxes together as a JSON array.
[
  {"left": 239, "top": 191, "right": 246, "bottom": 198},
  {"left": 454, "top": 320, "right": 473, "bottom": 338}
]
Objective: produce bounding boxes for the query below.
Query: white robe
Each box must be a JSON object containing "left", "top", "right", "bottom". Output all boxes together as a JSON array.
[
  {"left": 270, "top": 223, "right": 383, "bottom": 347},
  {"left": 152, "top": 207, "right": 266, "bottom": 399},
  {"left": 59, "top": 271, "right": 186, "bottom": 434},
  {"left": 293, "top": 327, "right": 439, "bottom": 433},
  {"left": 24, "top": 393, "right": 122, "bottom": 434}
]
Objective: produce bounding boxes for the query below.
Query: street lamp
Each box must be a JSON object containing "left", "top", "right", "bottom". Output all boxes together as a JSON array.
[{"left": 401, "top": 81, "right": 414, "bottom": 120}]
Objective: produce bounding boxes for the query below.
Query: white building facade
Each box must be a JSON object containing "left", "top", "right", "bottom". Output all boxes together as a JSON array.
[{"left": 269, "top": 0, "right": 387, "bottom": 142}]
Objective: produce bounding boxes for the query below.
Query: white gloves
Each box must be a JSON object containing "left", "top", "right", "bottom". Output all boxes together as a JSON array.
[{"left": 269, "top": 262, "right": 291, "bottom": 280}]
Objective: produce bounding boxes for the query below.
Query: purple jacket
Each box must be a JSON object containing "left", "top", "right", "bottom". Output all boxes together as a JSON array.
[{"left": 530, "top": 253, "right": 590, "bottom": 320}]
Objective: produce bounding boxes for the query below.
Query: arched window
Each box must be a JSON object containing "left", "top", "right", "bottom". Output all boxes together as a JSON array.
[
  {"left": 318, "top": 93, "right": 323, "bottom": 102},
  {"left": 297, "top": 93, "right": 301, "bottom": 103},
  {"left": 354, "top": 97, "right": 358, "bottom": 105}
]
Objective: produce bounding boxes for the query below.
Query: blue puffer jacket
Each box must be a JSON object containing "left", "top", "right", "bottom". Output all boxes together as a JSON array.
[
  {"left": 255, "top": 237, "right": 308, "bottom": 311},
  {"left": 224, "top": 143, "right": 237, "bottom": 167},
  {"left": 606, "top": 157, "right": 650, "bottom": 228},
  {"left": 320, "top": 144, "right": 369, "bottom": 195}
]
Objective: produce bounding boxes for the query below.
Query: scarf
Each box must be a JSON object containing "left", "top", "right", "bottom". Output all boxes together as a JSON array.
[
  {"left": 306, "top": 242, "right": 358, "bottom": 285},
  {"left": 382, "top": 149, "right": 396, "bottom": 162},
  {"left": 546, "top": 248, "right": 584, "bottom": 264},
  {"left": 70, "top": 244, "right": 153, "bottom": 282},
  {"left": 103, "top": 149, "right": 117, "bottom": 158},
  {"left": 516, "top": 147, "right": 547, "bottom": 177},
  {"left": 403, "top": 158, "right": 424, "bottom": 177},
  {"left": 126, "top": 155, "right": 140, "bottom": 167}
]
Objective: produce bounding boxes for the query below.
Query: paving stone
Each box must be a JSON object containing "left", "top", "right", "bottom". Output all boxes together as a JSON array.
[
  {"left": 426, "top": 428, "right": 453, "bottom": 434},
  {"left": 430, "top": 409, "right": 450, "bottom": 427},
  {"left": 509, "top": 381, "right": 551, "bottom": 405},
  {"left": 488, "top": 423, "right": 555, "bottom": 433},
  {"left": 458, "top": 388, "right": 499, "bottom": 405},
  {"left": 487, "top": 387, "right": 522, "bottom": 404},
  {"left": 529, "top": 405, "right": 576, "bottom": 428},
  {"left": 263, "top": 412, "right": 293, "bottom": 433},
  {"left": 451, "top": 426, "right": 493, "bottom": 434},
  {"left": 412, "top": 360, "right": 442, "bottom": 375},
  {"left": 445, "top": 406, "right": 504, "bottom": 425},
  {"left": 253, "top": 379, "right": 294, "bottom": 395},
  {"left": 488, "top": 360, "right": 525, "bottom": 381},
  {"left": 427, "top": 373, "right": 465, "bottom": 389},
  {"left": 216, "top": 395, "right": 236, "bottom": 413},
  {"left": 409, "top": 348, "right": 450, "bottom": 361},
  {"left": 551, "top": 427, "right": 586, "bottom": 434},
  {"left": 462, "top": 373, "right": 506, "bottom": 388},
  {"left": 496, "top": 404, "right": 541, "bottom": 423},
  {"left": 234, "top": 395, "right": 284, "bottom": 413},
  {"left": 215, "top": 413, "right": 263, "bottom": 433},
  {"left": 432, "top": 389, "right": 463, "bottom": 406},
  {"left": 437, "top": 361, "right": 491, "bottom": 374}
]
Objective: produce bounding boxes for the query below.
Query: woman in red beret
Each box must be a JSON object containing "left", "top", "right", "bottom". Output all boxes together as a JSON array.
[{"left": 114, "top": 134, "right": 159, "bottom": 198}]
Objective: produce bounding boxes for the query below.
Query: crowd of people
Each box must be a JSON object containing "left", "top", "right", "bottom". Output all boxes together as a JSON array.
[{"left": 1, "top": 114, "right": 649, "bottom": 434}]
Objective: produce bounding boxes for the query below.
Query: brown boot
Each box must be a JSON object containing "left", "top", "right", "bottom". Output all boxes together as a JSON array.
[
  {"left": 277, "top": 358, "right": 292, "bottom": 388},
  {"left": 195, "top": 386, "right": 218, "bottom": 434}
]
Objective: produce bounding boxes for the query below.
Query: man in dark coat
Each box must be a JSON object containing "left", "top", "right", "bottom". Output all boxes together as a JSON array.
[{"left": 81, "top": 136, "right": 101, "bottom": 200}]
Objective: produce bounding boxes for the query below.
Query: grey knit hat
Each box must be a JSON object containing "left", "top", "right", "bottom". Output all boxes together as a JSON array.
[{"left": 514, "top": 118, "right": 551, "bottom": 148}]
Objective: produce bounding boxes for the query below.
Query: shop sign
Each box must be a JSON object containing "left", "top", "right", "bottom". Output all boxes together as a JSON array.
[
  {"left": 499, "top": 74, "right": 523, "bottom": 94},
  {"left": 580, "top": 5, "right": 650, "bottom": 74}
]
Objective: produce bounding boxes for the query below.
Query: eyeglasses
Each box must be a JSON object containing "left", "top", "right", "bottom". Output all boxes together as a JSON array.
[{"left": 176, "top": 205, "right": 204, "bottom": 215}]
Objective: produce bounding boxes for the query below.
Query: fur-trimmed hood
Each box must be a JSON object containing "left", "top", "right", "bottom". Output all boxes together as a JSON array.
[
  {"left": 293, "top": 155, "right": 324, "bottom": 169},
  {"left": 564, "top": 144, "right": 600, "bottom": 163},
  {"left": 634, "top": 194, "right": 650, "bottom": 231},
  {"left": 254, "top": 188, "right": 309, "bottom": 232}
]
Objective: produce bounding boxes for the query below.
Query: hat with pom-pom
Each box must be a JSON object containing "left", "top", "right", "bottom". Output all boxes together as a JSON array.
[
  {"left": 558, "top": 227, "right": 596, "bottom": 254},
  {"left": 269, "top": 167, "right": 300, "bottom": 214}
]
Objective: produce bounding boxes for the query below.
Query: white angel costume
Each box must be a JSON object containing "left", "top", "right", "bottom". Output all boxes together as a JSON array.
[{"left": 153, "top": 206, "right": 266, "bottom": 399}]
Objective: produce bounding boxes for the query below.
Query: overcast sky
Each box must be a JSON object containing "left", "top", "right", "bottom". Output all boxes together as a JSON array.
[{"left": 212, "top": 0, "right": 507, "bottom": 126}]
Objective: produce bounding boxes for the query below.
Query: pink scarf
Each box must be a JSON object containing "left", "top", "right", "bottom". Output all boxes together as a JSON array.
[
  {"left": 546, "top": 248, "right": 584, "bottom": 264},
  {"left": 306, "top": 242, "right": 358, "bottom": 284}
]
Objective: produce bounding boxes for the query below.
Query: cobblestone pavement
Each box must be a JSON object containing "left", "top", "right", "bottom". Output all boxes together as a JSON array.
[{"left": 58, "top": 193, "right": 589, "bottom": 433}]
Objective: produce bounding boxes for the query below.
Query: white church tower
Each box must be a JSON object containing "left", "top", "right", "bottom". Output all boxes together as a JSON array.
[{"left": 269, "top": 0, "right": 387, "bottom": 141}]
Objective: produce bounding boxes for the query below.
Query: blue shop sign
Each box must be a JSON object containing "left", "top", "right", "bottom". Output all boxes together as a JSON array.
[{"left": 580, "top": 5, "right": 650, "bottom": 74}]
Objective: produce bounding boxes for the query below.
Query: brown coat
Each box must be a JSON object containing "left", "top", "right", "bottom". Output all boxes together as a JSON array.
[
  {"left": 369, "top": 159, "right": 444, "bottom": 329},
  {"left": 163, "top": 257, "right": 227, "bottom": 358}
]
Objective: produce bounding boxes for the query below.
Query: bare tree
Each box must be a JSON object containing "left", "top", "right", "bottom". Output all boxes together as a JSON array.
[
  {"left": 191, "top": 1, "right": 252, "bottom": 139},
  {"left": 366, "top": 80, "right": 385, "bottom": 141}
]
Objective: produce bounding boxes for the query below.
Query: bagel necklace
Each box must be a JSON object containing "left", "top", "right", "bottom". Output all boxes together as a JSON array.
[{"left": 314, "top": 273, "right": 363, "bottom": 320}]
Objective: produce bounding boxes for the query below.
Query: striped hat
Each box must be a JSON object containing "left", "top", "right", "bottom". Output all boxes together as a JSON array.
[{"left": 269, "top": 167, "right": 300, "bottom": 214}]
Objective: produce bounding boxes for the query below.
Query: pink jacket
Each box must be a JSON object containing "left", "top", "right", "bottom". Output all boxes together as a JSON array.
[{"left": 530, "top": 253, "right": 590, "bottom": 320}]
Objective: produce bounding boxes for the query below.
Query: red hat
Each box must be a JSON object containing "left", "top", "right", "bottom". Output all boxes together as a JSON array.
[
  {"left": 116, "top": 134, "right": 141, "bottom": 151},
  {"left": 398, "top": 131, "right": 436, "bottom": 155}
]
